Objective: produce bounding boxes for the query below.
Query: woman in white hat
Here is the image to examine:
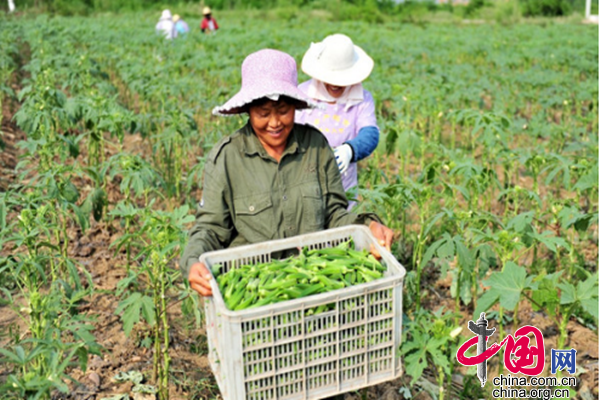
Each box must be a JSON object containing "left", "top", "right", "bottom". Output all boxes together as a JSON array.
[
  {"left": 180, "top": 49, "right": 394, "bottom": 297},
  {"left": 155, "top": 9, "right": 177, "bottom": 40},
  {"left": 296, "top": 34, "right": 379, "bottom": 200},
  {"left": 200, "top": 6, "right": 219, "bottom": 34}
]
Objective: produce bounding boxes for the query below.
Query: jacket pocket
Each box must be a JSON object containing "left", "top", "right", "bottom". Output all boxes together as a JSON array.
[
  {"left": 301, "top": 183, "right": 325, "bottom": 230},
  {"left": 233, "top": 193, "right": 274, "bottom": 241}
]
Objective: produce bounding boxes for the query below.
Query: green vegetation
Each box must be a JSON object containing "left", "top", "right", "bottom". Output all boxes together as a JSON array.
[
  {"left": 0, "top": 9, "right": 597, "bottom": 400},
  {"left": 2, "top": 0, "right": 596, "bottom": 20}
]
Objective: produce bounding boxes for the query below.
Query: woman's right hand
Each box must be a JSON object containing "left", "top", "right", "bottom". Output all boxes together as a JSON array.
[{"left": 188, "top": 262, "right": 213, "bottom": 297}]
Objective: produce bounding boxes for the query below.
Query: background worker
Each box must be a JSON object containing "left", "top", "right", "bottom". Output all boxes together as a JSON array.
[
  {"left": 173, "top": 14, "right": 190, "bottom": 36},
  {"left": 200, "top": 6, "right": 219, "bottom": 34},
  {"left": 296, "top": 34, "right": 380, "bottom": 201},
  {"left": 180, "top": 49, "right": 393, "bottom": 297},
  {"left": 155, "top": 9, "right": 176, "bottom": 40}
]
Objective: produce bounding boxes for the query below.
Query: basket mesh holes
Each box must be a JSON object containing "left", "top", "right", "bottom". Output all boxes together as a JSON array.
[
  {"left": 369, "top": 288, "right": 394, "bottom": 318},
  {"left": 275, "top": 311, "right": 302, "bottom": 341},
  {"left": 306, "top": 312, "right": 336, "bottom": 335},
  {"left": 246, "top": 377, "right": 274, "bottom": 399},
  {"left": 341, "top": 328, "right": 365, "bottom": 354},
  {"left": 340, "top": 296, "right": 365, "bottom": 326},
  {"left": 223, "top": 260, "right": 233, "bottom": 273},
  {"left": 276, "top": 370, "right": 303, "bottom": 398},
  {"left": 307, "top": 362, "right": 337, "bottom": 389},
  {"left": 244, "top": 348, "right": 273, "bottom": 377},
  {"left": 276, "top": 324, "right": 300, "bottom": 341},
  {"left": 341, "top": 355, "right": 365, "bottom": 381},
  {"left": 369, "top": 347, "right": 392, "bottom": 373},
  {"left": 275, "top": 341, "right": 303, "bottom": 370},
  {"left": 243, "top": 318, "right": 272, "bottom": 348},
  {"left": 368, "top": 319, "right": 392, "bottom": 346},
  {"left": 306, "top": 333, "right": 337, "bottom": 362}
]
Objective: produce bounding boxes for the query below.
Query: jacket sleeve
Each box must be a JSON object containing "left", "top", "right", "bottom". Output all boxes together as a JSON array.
[
  {"left": 345, "top": 90, "right": 380, "bottom": 161},
  {"left": 321, "top": 139, "right": 382, "bottom": 228},
  {"left": 345, "top": 125, "right": 379, "bottom": 162},
  {"left": 179, "top": 161, "right": 234, "bottom": 277}
]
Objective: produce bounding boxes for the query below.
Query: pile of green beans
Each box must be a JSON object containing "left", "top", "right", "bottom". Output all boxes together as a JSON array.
[{"left": 212, "top": 241, "right": 386, "bottom": 311}]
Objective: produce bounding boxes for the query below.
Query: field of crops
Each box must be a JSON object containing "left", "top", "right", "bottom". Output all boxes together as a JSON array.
[{"left": 0, "top": 9, "right": 598, "bottom": 400}]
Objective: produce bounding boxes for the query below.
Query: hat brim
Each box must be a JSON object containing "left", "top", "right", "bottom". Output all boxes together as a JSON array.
[
  {"left": 301, "top": 45, "right": 374, "bottom": 87},
  {"left": 212, "top": 81, "right": 320, "bottom": 116}
]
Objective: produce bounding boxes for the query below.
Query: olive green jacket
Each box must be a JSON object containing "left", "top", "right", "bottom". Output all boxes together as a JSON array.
[{"left": 180, "top": 122, "right": 380, "bottom": 276}]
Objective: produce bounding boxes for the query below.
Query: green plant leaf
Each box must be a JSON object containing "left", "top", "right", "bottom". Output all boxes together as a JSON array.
[
  {"left": 574, "top": 167, "right": 598, "bottom": 192},
  {"left": 531, "top": 272, "right": 561, "bottom": 316},
  {"left": 437, "top": 233, "right": 455, "bottom": 260},
  {"left": 480, "top": 262, "right": 532, "bottom": 311},
  {"left": 0, "top": 198, "right": 6, "bottom": 231},
  {"left": 116, "top": 293, "right": 155, "bottom": 336},
  {"left": 506, "top": 211, "right": 534, "bottom": 233},
  {"left": 557, "top": 281, "right": 577, "bottom": 305},
  {"left": 60, "top": 181, "right": 80, "bottom": 204},
  {"left": 69, "top": 203, "right": 89, "bottom": 234},
  {"left": 532, "top": 230, "right": 569, "bottom": 253},
  {"left": 92, "top": 188, "right": 107, "bottom": 222},
  {"left": 576, "top": 274, "right": 599, "bottom": 319},
  {"left": 474, "top": 289, "right": 500, "bottom": 317},
  {"left": 0, "top": 346, "right": 25, "bottom": 365}
]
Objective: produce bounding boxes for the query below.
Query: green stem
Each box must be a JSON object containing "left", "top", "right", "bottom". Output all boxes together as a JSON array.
[
  {"left": 160, "top": 262, "right": 170, "bottom": 400},
  {"left": 437, "top": 364, "right": 445, "bottom": 400}
]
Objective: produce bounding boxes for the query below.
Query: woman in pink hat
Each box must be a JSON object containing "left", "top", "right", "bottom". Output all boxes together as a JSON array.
[
  {"left": 180, "top": 49, "right": 394, "bottom": 297},
  {"left": 296, "top": 34, "right": 379, "bottom": 203}
]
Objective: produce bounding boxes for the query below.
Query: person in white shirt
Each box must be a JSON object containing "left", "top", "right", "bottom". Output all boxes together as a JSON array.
[{"left": 155, "top": 9, "right": 177, "bottom": 40}]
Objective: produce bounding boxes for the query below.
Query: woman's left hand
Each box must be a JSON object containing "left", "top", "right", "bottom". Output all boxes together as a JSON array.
[{"left": 368, "top": 220, "right": 394, "bottom": 258}]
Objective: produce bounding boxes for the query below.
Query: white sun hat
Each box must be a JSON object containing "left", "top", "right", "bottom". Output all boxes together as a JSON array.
[
  {"left": 301, "top": 34, "right": 374, "bottom": 87},
  {"left": 160, "top": 9, "right": 172, "bottom": 20}
]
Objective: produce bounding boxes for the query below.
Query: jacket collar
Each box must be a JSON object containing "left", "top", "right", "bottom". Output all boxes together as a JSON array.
[{"left": 241, "top": 121, "right": 306, "bottom": 160}]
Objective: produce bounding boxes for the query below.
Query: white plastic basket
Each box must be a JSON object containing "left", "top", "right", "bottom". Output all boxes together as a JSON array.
[{"left": 200, "top": 225, "right": 406, "bottom": 400}]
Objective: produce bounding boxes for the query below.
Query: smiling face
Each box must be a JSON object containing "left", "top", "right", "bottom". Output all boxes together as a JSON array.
[
  {"left": 324, "top": 83, "right": 346, "bottom": 99},
  {"left": 248, "top": 98, "right": 296, "bottom": 161}
]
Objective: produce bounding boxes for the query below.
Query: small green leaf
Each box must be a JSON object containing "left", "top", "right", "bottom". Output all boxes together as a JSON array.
[
  {"left": 484, "top": 262, "right": 528, "bottom": 310},
  {"left": 557, "top": 281, "right": 577, "bottom": 305},
  {"left": 61, "top": 181, "right": 80, "bottom": 204},
  {"left": 574, "top": 168, "right": 598, "bottom": 192},
  {"left": 116, "top": 293, "right": 155, "bottom": 336},
  {"left": 92, "top": 188, "right": 107, "bottom": 222},
  {"left": 506, "top": 211, "right": 534, "bottom": 233},
  {"left": 474, "top": 289, "right": 500, "bottom": 317},
  {"left": 437, "top": 234, "right": 455, "bottom": 260}
]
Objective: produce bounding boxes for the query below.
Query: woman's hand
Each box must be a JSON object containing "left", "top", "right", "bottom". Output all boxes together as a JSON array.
[
  {"left": 188, "top": 262, "right": 213, "bottom": 297},
  {"left": 368, "top": 220, "right": 394, "bottom": 259}
]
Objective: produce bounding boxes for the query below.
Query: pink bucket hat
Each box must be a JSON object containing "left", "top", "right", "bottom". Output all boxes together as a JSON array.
[{"left": 212, "top": 49, "right": 319, "bottom": 116}]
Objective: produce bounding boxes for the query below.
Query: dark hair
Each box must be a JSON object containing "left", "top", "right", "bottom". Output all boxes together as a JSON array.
[{"left": 243, "top": 95, "right": 307, "bottom": 113}]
